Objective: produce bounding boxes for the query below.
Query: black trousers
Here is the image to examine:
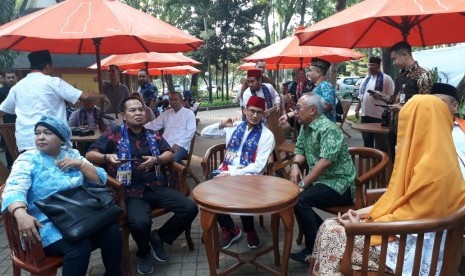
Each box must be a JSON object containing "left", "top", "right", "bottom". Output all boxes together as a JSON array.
[
  {"left": 217, "top": 214, "right": 255, "bottom": 233},
  {"left": 44, "top": 223, "right": 122, "bottom": 276},
  {"left": 126, "top": 185, "right": 198, "bottom": 257},
  {"left": 294, "top": 183, "right": 352, "bottom": 253}
]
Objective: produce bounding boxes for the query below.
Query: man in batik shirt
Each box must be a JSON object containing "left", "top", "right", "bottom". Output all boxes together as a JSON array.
[{"left": 289, "top": 93, "right": 356, "bottom": 265}]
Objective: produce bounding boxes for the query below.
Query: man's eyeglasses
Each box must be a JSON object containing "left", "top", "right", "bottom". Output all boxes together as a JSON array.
[
  {"left": 247, "top": 108, "right": 264, "bottom": 116},
  {"left": 294, "top": 105, "right": 313, "bottom": 113}
]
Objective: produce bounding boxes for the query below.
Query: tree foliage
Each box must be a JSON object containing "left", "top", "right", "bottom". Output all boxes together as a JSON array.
[{"left": 0, "top": 0, "right": 17, "bottom": 72}]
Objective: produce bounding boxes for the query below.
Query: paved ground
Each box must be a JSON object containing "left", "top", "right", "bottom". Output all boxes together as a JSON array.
[{"left": 0, "top": 104, "right": 366, "bottom": 275}]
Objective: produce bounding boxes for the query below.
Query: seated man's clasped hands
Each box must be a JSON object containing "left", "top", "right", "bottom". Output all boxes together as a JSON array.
[
  {"left": 310, "top": 95, "right": 465, "bottom": 275},
  {"left": 86, "top": 97, "right": 198, "bottom": 275},
  {"left": 201, "top": 95, "right": 275, "bottom": 250},
  {"left": 1, "top": 115, "right": 122, "bottom": 276}
]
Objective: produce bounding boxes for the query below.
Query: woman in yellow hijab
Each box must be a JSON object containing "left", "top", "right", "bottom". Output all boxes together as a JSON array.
[{"left": 309, "top": 95, "right": 465, "bottom": 275}]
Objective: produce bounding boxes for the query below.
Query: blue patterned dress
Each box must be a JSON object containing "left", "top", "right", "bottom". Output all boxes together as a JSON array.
[{"left": 1, "top": 148, "right": 107, "bottom": 247}]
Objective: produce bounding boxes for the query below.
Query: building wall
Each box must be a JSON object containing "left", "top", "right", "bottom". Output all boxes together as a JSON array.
[{"left": 61, "top": 73, "right": 99, "bottom": 93}]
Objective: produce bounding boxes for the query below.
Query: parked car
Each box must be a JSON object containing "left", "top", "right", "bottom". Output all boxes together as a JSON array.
[
  {"left": 174, "top": 84, "right": 184, "bottom": 92},
  {"left": 336, "top": 76, "right": 360, "bottom": 99},
  {"left": 352, "top": 78, "right": 364, "bottom": 100},
  {"left": 199, "top": 85, "right": 220, "bottom": 94}
]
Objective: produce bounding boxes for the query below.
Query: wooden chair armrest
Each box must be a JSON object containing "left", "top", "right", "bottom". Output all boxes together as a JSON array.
[
  {"left": 106, "top": 176, "right": 127, "bottom": 219},
  {"left": 201, "top": 143, "right": 226, "bottom": 178},
  {"left": 170, "top": 162, "right": 188, "bottom": 196},
  {"left": 365, "top": 188, "right": 387, "bottom": 206}
]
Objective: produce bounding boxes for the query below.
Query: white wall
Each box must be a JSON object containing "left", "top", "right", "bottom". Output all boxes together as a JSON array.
[{"left": 413, "top": 44, "right": 465, "bottom": 87}]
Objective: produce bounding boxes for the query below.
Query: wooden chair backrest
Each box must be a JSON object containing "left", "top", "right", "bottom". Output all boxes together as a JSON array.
[
  {"left": 265, "top": 106, "right": 286, "bottom": 150},
  {"left": 339, "top": 100, "right": 352, "bottom": 128},
  {"left": 0, "top": 184, "right": 64, "bottom": 273},
  {"left": 0, "top": 123, "right": 19, "bottom": 162},
  {"left": 341, "top": 205, "right": 465, "bottom": 276},
  {"left": 181, "top": 134, "right": 196, "bottom": 171},
  {"left": 201, "top": 143, "right": 226, "bottom": 181},
  {"left": 349, "top": 147, "right": 389, "bottom": 209}
]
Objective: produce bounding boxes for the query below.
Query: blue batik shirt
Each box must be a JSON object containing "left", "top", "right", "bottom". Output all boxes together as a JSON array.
[{"left": 313, "top": 80, "right": 336, "bottom": 122}]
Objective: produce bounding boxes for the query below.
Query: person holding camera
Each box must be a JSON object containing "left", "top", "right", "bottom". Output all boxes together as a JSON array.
[{"left": 354, "top": 56, "right": 394, "bottom": 149}]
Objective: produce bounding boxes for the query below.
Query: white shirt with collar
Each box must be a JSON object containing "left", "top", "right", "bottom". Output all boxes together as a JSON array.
[
  {"left": 242, "top": 83, "right": 280, "bottom": 109},
  {"left": 201, "top": 121, "right": 275, "bottom": 176},
  {"left": 358, "top": 72, "right": 395, "bottom": 118},
  {"left": 452, "top": 122, "right": 465, "bottom": 179},
  {"left": 0, "top": 72, "right": 82, "bottom": 151},
  {"left": 144, "top": 106, "right": 196, "bottom": 152}
]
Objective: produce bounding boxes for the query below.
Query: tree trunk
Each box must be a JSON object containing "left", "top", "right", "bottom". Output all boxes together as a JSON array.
[{"left": 299, "top": 0, "right": 306, "bottom": 26}]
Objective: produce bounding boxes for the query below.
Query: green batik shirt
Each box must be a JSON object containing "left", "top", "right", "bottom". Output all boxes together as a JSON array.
[{"left": 295, "top": 115, "right": 356, "bottom": 197}]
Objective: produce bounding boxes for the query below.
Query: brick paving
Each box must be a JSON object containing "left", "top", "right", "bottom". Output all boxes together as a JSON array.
[{"left": 0, "top": 105, "right": 366, "bottom": 275}]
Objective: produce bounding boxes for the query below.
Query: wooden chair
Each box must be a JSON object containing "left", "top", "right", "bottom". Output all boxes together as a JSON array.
[
  {"left": 0, "top": 123, "right": 20, "bottom": 162},
  {"left": 179, "top": 134, "right": 200, "bottom": 185},
  {"left": 201, "top": 143, "right": 226, "bottom": 181},
  {"left": 265, "top": 107, "right": 295, "bottom": 178},
  {"left": 0, "top": 184, "right": 64, "bottom": 276},
  {"left": 296, "top": 147, "right": 390, "bottom": 245},
  {"left": 340, "top": 205, "right": 465, "bottom": 276},
  {"left": 338, "top": 99, "right": 353, "bottom": 138},
  {"left": 106, "top": 162, "right": 194, "bottom": 275}
]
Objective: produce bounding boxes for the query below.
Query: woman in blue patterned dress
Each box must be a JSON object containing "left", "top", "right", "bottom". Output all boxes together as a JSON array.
[{"left": 1, "top": 115, "right": 121, "bottom": 276}]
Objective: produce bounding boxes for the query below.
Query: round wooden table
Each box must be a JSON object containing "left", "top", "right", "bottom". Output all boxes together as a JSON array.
[
  {"left": 351, "top": 122, "right": 389, "bottom": 134},
  {"left": 193, "top": 175, "right": 299, "bottom": 276}
]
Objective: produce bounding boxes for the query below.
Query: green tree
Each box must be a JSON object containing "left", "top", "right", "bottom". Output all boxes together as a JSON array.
[{"left": 0, "top": 0, "right": 17, "bottom": 71}]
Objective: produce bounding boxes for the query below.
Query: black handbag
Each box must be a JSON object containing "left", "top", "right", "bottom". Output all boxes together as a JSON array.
[{"left": 35, "top": 185, "right": 123, "bottom": 242}]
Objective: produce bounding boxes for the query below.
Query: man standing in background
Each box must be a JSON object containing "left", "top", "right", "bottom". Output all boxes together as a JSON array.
[
  {"left": 103, "top": 64, "right": 130, "bottom": 115},
  {"left": 138, "top": 69, "right": 157, "bottom": 113},
  {"left": 0, "top": 50, "right": 109, "bottom": 152},
  {"left": 354, "top": 57, "right": 394, "bottom": 149},
  {"left": 0, "top": 70, "right": 17, "bottom": 168}
]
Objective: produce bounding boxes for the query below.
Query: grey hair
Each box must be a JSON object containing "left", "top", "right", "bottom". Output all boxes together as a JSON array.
[{"left": 300, "top": 92, "right": 325, "bottom": 115}]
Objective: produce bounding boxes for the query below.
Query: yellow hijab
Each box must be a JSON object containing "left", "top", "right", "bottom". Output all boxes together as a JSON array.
[{"left": 369, "top": 95, "right": 465, "bottom": 225}]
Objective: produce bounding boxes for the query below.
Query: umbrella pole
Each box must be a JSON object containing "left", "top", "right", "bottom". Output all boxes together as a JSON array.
[
  {"left": 93, "top": 38, "right": 107, "bottom": 131},
  {"left": 162, "top": 71, "right": 165, "bottom": 95}
]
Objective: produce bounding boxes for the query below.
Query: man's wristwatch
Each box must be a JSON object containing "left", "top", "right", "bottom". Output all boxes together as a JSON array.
[{"left": 298, "top": 181, "right": 306, "bottom": 189}]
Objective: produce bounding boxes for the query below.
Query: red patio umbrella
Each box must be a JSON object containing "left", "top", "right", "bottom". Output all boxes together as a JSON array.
[
  {"left": 123, "top": 65, "right": 201, "bottom": 76},
  {"left": 89, "top": 52, "right": 201, "bottom": 70},
  {"left": 0, "top": 0, "right": 202, "bottom": 95},
  {"left": 296, "top": 0, "right": 465, "bottom": 48},
  {"left": 244, "top": 26, "right": 363, "bottom": 67}
]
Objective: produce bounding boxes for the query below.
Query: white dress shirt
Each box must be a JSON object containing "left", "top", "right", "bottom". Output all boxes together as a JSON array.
[
  {"left": 452, "top": 123, "right": 465, "bottom": 179},
  {"left": 0, "top": 72, "right": 81, "bottom": 151},
  {"left": 242, "top": 83, "right": 280, "bottom": 109},
  {"left": 358, "top": 72, "right": 395, "bottom": 118},
  {"left": 144, "top": 107, "right": 196, "bottom": 152},
  {"left": 201, "top": 121, "right": 275, "bottom": 176}
]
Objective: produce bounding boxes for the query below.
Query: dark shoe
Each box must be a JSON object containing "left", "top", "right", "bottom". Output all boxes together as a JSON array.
[
  {"left": 290, "top": 248, "right": 311, "bottom": 265},
  {"left": 137, "top": 255, "right": 153, "bottom": 275},
  {"left": 150, "top": 230, "right": 169, "bottom": 262},
  {"left": 220, "top": 226, "right": 242, "bottom": 249},
  {"left": 246, "top": 229, "right": 261, "bottom": 249}
]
